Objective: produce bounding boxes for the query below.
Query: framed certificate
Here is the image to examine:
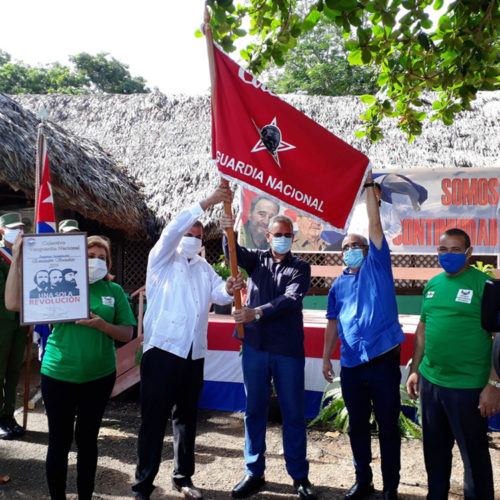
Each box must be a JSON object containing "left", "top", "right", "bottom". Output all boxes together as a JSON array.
[{"left": 21, "top": 233, "right": 89, "bottom": 325}]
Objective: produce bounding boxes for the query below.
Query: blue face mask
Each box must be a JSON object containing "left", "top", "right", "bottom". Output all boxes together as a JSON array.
[
  {"left": 343, "top": 248, "right": 365, "bottom": 268},
  {"left": 438, "top": 250, "right": 468, "bottom": 274},
  {"left": 271, "top": 236, "right": 292, "bottom": 254}
]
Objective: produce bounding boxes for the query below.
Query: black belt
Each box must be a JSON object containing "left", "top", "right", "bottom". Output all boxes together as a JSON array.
[{"left": 363, "top": 345, "right": 401, "bottom": 367}]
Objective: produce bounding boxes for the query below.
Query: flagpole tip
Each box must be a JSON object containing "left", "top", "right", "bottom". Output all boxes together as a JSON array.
[{"left": 38, "top": 107, "right": 48, "bottom": 121}]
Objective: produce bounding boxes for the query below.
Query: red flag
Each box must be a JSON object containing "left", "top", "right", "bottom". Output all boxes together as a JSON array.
[
  {"left": 36, "top": 140, "right": 56, "bottom": 234},
  {"left": 212, "top": 45, "right": 370, "bottom": 231}
]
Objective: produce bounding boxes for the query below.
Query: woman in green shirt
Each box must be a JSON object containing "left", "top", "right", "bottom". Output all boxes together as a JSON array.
[
  {"left": 42, "top": 235, "right": 136, "bottom": 499},
  {"left": 6, "top": 234, "right": 136, "bottom": 499}
]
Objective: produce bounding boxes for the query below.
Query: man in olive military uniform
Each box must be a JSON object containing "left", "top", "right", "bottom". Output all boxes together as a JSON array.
[{"left": 0, "top": 212, "right": 29, "bottom": 439}]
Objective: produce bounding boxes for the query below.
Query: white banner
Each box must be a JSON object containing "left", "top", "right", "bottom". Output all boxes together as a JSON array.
[
  {"left": 21, "top": 233, "right": 89, "bottom": 324},
  {"left": 239, "top": 168, "right": 499, "bottom": 254}
]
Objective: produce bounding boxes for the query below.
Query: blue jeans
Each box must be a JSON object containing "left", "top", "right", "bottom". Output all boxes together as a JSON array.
[
  {"left": 241, "top": 343, "right": 309, "bottom": 479},
  {"left": 340, "top": 350, "right": 401, "bottom": 491},
  {"left": 419, "top": 375, "right": 494, "bottom": 500}
]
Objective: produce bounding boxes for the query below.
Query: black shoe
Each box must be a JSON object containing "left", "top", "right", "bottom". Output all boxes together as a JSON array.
[
  {"left": 133, "top": 494, "right": 150, "bottom": 500},
  {"left": 1, "top": 416, "right": 24, "bottom": 437},
  {"left": 344, "top": 481, "right": 374, "bottom": 500},
  {"left": 173, "top": 479, "right": 203, "bottom": 499},
  {"left": 294, "top": 478, "right": 318, "bottom": 499},
  {"left": 232, "top": 475, "right": 265, "bottom": 498},
  {"left": 0, "top": 422, "right": 13, "bottom": 440},
  {"left": 383, "top": 490, "right": 398, "bottom": 500}
]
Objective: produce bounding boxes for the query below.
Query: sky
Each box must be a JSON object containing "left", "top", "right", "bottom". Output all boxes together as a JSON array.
[
  {"left": 1, "top": 1, "right": 448, "bottom": 96},
  {"left": 0, "top": 0, "right": 212, "bottom": 94}
]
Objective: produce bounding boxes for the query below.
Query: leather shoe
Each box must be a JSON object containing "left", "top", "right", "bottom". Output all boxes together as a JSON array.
[
  {"left": 173, "top": 479, "right": 203, "bottom": 499},
  {"left": 383, "top": 490, "right": 398, "bottom": 500},
  {"left": 344, "top": 481, "right": 374, "bottom": 499},
  {"left": 232, "top": 475, "right": 265, "bottom": 498},
  {"left": 0, "top": 422, "right": 13, "bottom": 440},
  {"left": 294, "top": 478, "right": 317, "bottom": 499},
  {"left": 1, "top": 416, "right": 24, "bottom": 437}
]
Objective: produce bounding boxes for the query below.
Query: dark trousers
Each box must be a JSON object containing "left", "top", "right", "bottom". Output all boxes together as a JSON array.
[
  {"left": 133, "top": 347, "right": 204, "bottom": 497},
  {"left": 340, "top": 350, "right": 401, "bottom": 491},
  {"left": 419, "top": 375, "right": 494, "bottom": 500},
  {"left": 0, "top": 320, "right": 27, "bottom": 417},
  {"left": 41, "top": 372, "right": 116, "bottom": 500}
]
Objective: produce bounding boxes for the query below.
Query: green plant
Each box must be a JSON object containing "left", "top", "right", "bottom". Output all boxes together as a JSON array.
[
  {"left": 212, "top": 255, "right": 249, "bottom": 281},
  {"left": 212, "top": 255, "right": 232, "bottom": 280},
  {"left": 472, "top": 261, "right": 496, "bottom": 279},
  {"left": 308, "top": 377, "right": 422, "bottom": 439}
]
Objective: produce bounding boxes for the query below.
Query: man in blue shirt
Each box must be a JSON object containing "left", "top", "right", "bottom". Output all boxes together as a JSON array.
[
  {"left": 221, "top": 213, "right": 316, "bottom": 500},
  {"left": 322, "top": 171, "right": 405, "bottom": 500}
]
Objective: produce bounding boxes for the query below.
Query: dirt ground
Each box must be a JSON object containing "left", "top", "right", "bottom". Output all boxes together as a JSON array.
[{"left": 1, "top": 356, "right": 499, "bottom": 500}]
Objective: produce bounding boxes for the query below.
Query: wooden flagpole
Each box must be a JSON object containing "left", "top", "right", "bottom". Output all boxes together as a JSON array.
[
  {"left": 204, "top": 8, "right": 244, "bottom": 339},
  {"left": 23, "top": 117, "right": 45, "bottom": 429}
]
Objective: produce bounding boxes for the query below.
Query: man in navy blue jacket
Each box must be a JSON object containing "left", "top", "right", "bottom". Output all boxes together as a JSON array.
[{"left": 221, "top": 212, "right": 316, "bottom": 500}]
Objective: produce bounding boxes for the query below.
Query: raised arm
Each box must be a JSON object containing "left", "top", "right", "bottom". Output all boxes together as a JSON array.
[
  {"left": 149, "top": 182, "right": 233, "bottom": 272},
  {"left": 365, "top": 170, "right": 384, "bottom": 250}
]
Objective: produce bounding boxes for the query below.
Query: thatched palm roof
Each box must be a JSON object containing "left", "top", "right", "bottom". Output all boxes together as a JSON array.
[
  {"left": 0, "top": 93, "right": 151, "bottom": 238},
  {"left": 12, "top": 90, "right": 499, "bottom": 236}
]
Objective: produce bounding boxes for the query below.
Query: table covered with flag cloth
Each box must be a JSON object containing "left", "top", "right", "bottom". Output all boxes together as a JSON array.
[{"left": 199, "top": 310, "right": 419, "bottom": 419}]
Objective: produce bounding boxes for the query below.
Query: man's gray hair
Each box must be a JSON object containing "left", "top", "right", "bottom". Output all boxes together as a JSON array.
[
  {"left": 268, "top": 214, "right": 294, "bottom": 232},
  {"left": 343, "top": 233, "right": 369, "bottom": 246}
]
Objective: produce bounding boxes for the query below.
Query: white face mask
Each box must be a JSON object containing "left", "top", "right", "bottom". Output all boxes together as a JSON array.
[
  {"left": 88, "top": 258, "right": 108, "bottom": 284},
  {"left": 3, "top": 228, "right": 22, "bottom": 244},
  {"left": 178, "top": 236, "right": 202, "bottom": 258}
]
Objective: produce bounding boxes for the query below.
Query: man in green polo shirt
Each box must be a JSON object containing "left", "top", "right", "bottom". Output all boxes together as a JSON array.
[
  {"left": 406, "top": 228, "right": 500, "bottom": 500},
  {"left": 0, "top": 212, "right": 28, "bottom": 440}
]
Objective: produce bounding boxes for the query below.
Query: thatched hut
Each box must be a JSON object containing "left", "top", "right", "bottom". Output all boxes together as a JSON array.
[
  {"left": 0, "top": 92, "right": 154, "bottom": 288},
  {"left": 8, "top": 90, "right": 500, "bottom": 292}
]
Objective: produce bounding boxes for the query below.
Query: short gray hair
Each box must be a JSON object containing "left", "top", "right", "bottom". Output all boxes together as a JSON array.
[
  {"left": 343, "top": 233, "right": 368, "bottom": 246},
  {"left": 268, "top": 214, "right": 293, "bottom": 232}
]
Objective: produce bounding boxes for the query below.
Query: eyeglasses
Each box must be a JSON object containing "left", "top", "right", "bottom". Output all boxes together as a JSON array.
[
  {"left": 270, "top": 232, "right": 293, "bottom": 239},
  {"left": 342, "top": 243, "right": 367, "bottom": 252}
]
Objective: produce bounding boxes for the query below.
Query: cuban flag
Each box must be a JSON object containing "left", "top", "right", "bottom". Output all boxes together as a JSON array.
[{"left": 34, "top": 137, "right": 56, "bottom": 358}]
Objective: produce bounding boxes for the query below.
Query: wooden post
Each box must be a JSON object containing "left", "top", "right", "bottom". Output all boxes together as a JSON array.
[{"left": 204, "top": 7, "right": 244, "bottom": 338}]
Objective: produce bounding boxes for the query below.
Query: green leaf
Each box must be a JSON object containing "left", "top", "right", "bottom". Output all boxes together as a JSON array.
[
  {"left": 360, "top": 94, "right": 376, "bottom": 104},
  {"left": 324, "top": 5, "right": 342, "bottom": 20},
  {"left": 338, "top": 0, "right": 358, "bottom": 9},
  {"left": 348, "top": 48, "right": 363, "bottom": 65},
  {"left": 361, "top": 48, "right": 372, "bottom": 64},
  {"left": 357, "top": 27, "right": 371, "bottom": 45},
  {"left": 421, "top": 18, "right": 432, "bottom": 29},
  {"left": 438, "top": 15, "right": 451, "bottom": 31},
  {"left": 382, "top": 12, "right": 396, "bottom": 28},
  {"left": 303, "top": 9, "right": 322, "bottom": 31},
  {"left": 417, "top": 33, "right": 430, "bottom": 51},
  {"left": 433, "top": 0, "right": 444, "bottom": 10}
]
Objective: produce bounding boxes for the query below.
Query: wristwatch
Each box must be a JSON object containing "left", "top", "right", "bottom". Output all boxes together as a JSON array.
[
  {"left": 254, "top": 309, "right": 261, "bottom": 321},
  {"left": 488, "top": 379, "right": 500, "bottom": 389},
  {"left": 363, "top": 182, "right": 375, "bottom": 188}
]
